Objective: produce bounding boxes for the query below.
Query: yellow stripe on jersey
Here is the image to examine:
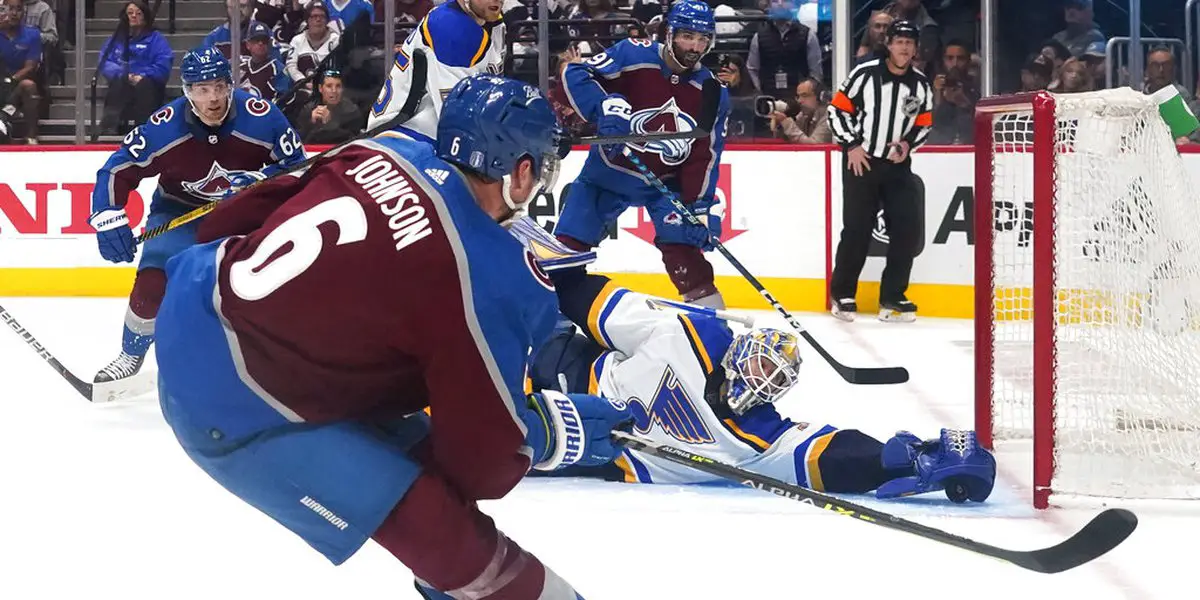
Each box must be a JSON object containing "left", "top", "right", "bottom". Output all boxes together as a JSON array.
[
  {"left": 805, "top": 432, "right": 837, "bottom": 492},
  {"left": 469, "top": 29, "right": 491, "bottom": 67},
  {"left": 588, "top": 355, "right": 603, "bottom": 395},
  {"left": 524, "top": 373, "right": 534, "bottom": 395},
  {"left": 420, "top": 18, "right": 435, "bottom": 51},
  {"left": 586, "top": 280, "right": 621, "bottom": 349},
  {"left": 678, "top": 315, "right": 715, "bottom": 375},
  {"left": 613, "top": 455, "right": 639, "bottom": 483},
  {"left": 721, "top": 418, "right": 771, "bottom": 451}
]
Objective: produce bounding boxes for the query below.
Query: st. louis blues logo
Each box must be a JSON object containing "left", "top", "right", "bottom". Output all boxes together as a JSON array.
[
  {"left": 628, "top": 366, "right": 715, "bottom": 445},
  {"left": 627, "top": 98, "right": 698, "bottom": 167},
  {"left": 181, "top": 162, "right": 259, "bottom": 201}
]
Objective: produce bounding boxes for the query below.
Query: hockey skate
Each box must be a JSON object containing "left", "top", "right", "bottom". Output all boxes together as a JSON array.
[
  {"left": 878, "top": 297, "right": 917, "bottom": 323},
  {"left": 831, "top": 297, "right": 857, "bottom": 322},
  {"left": 92, "top": 350, "right": 155, "bottom": 403}
]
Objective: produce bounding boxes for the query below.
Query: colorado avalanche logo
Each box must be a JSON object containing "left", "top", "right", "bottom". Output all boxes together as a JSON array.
[
  {"left": 627, "top": 98, "right": 698, "bottom": 167},
  {"left": 149, "top": 106, "right": 174, "bottom": 125},
  {"left": 181, "top": 162, "right": 259, "bottom": 201},
  {"left": 245, "top": 97, "right": 271, "bottom": 116},
  {"left": 523, "top": 250, "right": 555, "bottom": 291}
]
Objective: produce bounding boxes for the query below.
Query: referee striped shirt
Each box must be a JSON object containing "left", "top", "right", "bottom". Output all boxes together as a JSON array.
[{"left": 827, "top": 58, "right": 934, "bottom": 159}]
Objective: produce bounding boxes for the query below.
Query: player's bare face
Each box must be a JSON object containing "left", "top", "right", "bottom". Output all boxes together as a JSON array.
[
  {"left": 465, "top": 0, "right": 502, "bottom": 23},
  {"left": 187, "top": 81, "right": 232, "bottom": 126},
  {"left": 671, "top": 30, "right": 711, "bottom": 71}
]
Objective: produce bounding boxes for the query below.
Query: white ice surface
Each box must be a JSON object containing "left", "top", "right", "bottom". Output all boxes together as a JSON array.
[{"left": 1, "top": 297, "right": 1195, "bottom": 599}]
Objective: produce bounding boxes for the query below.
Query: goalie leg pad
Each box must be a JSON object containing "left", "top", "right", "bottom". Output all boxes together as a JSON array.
[
  {"left": 803, "top": 429, "right": 912, "bottom": 494},
  {"left": 876, "top": 429, "right": 996, "bottom": 503}
]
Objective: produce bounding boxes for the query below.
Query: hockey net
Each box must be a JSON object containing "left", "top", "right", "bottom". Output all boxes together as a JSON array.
[{"left": 974, "top": 89, "right": 1200, "bottom": 508}]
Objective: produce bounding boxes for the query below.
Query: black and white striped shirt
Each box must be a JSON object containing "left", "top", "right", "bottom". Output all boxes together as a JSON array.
[{"left": 827, "top": 58, "right": 934, "bottom": 159}]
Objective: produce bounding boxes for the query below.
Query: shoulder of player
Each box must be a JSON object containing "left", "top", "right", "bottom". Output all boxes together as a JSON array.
[
  {"left": 673, "top": 314, "right": 733, "bottom": 378},
  {"left": 134, "top": 97, "right": 190, "bottom": 141},
  {"left": 420, "top": 3, "right": 490, "bottom": 68},
  {"left": 232, "top": 90, "right": 287, "bottom": 124}
]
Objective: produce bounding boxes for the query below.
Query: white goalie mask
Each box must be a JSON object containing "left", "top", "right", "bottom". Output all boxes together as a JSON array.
[{"left": 721, "top": 328, "right": 803, "bottom": 415}]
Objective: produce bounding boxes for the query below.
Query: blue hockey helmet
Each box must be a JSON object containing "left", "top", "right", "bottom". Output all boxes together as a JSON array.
[
  {"left": 437, "top": 74, "right": 565, "bottom": 223},
  {"left": 180, "top": 45, "right": 232, "bottom": 86},
  {"left": 721, "top": 328, "right": 802, "bottom": 415},
  {"left": 665, "top": 0, "right": 716, "bottom": 69}
]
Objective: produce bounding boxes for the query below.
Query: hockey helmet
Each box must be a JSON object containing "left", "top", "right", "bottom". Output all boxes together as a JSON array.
[
  {"left": 180, "top": 45, "right": 233, "bottom": 86},
  {"left": 886, "top": 20, "right": 921, "bottom": 44},
  {"left": 722, "top": 328, "right": 803, "bottom": 415},
  {"left": 665, "top": 0, "right": 716, "bottom": 68},
  {"left": 437, "top": 75, "right": 566, "bottom": 224}
]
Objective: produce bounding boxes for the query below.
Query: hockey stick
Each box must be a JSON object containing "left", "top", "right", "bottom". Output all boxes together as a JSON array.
[
  {"left": 620, "top": 149, "right": 909, "bottom": 385},
  {"left": 0, "top": 304, "right": 93, "bottom": 399},
  {"left": 644, "top": 297, "right": 756, "bottom": 327},
  {"left": 613, "top": 431, "right": 1137, "bottom": 574},
  {"left": 569, "top": 78, "right": 722, "bottom": 147},
  {"left": 136, "top": 49, "right": 432, "bottom": 245}
]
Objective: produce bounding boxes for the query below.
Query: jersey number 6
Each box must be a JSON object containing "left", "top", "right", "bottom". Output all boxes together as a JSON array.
[{"left": 229, "top": 196, "right": 369, "bottom": 301}]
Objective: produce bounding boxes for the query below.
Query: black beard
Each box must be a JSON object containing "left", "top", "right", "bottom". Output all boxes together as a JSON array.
[{"left": 677, "top": 50, "right": 701, "bottom": 69}]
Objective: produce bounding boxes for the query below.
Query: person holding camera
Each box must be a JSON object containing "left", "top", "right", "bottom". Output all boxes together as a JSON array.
[
  {"left": 768, "top": 77, "right": 831, "bottom": 144},
  {"left": 827, "top": 20, "right": 933, "bottom": 323}
]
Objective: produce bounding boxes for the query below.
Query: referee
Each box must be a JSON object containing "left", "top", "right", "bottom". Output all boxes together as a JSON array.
[{"left": 827, "top": 20, "right": 933, "bottom": 323}]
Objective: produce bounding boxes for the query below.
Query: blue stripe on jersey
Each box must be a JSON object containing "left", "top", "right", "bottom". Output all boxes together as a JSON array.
[
  {"left": 624, "top": 449, "right": 654, "bottom": 483},
  {"left": 792, "top": 424, "right": 838, "bottom": 489},
  {"left": 421, "top": 3, "right": 488, "bottom": 68},
  {"left": 677, "top": 314, "right": 733, "bottom": 376}
]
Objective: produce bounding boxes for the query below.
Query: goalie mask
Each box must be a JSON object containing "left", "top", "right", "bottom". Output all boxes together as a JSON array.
[{"left": 722, "top": 328, "right": 802, "bottom": 415}]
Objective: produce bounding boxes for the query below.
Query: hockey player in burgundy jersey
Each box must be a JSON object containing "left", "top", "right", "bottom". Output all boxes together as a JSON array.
[
  {"left": 87, "top": 46, "right": 304, "bottom": 401},
  {"left": 152, "top": 74, "right": 631, "bottom": 600},
  {"left": 556, "top": 0, "right": 732, "bottom": 308}
]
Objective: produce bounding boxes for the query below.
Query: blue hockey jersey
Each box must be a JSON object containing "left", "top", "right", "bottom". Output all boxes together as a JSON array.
[
  {"left": 93, "top": 90, "right": 305, "bottom": 212},
  {"left": 562, "top": 39, "right": 730, "bottom": 204}
]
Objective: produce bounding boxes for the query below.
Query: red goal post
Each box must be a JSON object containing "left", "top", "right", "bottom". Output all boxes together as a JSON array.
[{"left": 973, "top": 89, "right": 1200, "bottom": 509}]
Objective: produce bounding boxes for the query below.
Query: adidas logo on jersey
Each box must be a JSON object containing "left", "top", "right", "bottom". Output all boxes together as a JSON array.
[{"left": 424, "top": 168, "right": 449, "bottom": 185}]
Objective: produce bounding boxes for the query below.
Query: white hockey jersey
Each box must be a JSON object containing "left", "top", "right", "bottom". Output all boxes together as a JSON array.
[
  {"left": 285, "top": 29, "right": 340, "bottom": 82},
  {"left": 367, "top": 1, "right": 506, "bottom": 142},
  {"left": 578, "top": 281, "right": 839, "bottom": 488}
]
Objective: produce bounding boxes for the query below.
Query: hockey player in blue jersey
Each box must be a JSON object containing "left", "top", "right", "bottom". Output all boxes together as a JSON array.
[
  {"left": 556, "top": 0, "right": 733, "bottom": 308},
  {"left": 152, "top": 74, "right": 625, "bottom": 599},
  {"left": 87, "top": 46, "right": 305, "bottom": 401}
]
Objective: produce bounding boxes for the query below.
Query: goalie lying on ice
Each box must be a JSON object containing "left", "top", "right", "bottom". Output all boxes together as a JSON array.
[{"left": 530, "top": 269, "right": 997, "bottom": 503}]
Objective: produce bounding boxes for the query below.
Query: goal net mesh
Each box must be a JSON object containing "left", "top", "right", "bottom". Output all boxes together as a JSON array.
[{"left": 986, "top": 88, "right": 1200, "bottom": 500}]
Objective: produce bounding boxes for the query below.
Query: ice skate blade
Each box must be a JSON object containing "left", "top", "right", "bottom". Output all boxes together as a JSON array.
[
  {"left": 91, "top": 371, "right": 157, "bottom": 403},
  {"left": 878, "top": 309, "right": 916, "bottom": 323},
  {"left": 831, "top": 308, "right": 856, "bottom": 323}
]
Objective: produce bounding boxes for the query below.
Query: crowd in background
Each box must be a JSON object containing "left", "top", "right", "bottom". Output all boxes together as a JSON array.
[{"left": 0, "top": 0, "right": 1196, "bottom": 146}]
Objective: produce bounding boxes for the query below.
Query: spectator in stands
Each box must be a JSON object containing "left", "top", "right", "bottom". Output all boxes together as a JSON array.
[
  {"left": 716, "top": 53, "right": 756, "bottom": 97},
  {"left": 250, "top": 0, "right": 307, "bottom": 45},
  {"left": 855, "top": 10, "right": 893, "bottom": 65},
  {"left": 881, "top": 0, "right": 938, "bottom": 71},
  {"left": 1081, "top": 39, "right": 1107, "bottom": 88},
  {"left": 567, "top": 0, "right": 628, "bottom": 55},
  {"left": 933, "top": 39, "right": 970, "bottom": 106},
  {"left": 324, "top": 0, "right": 374, "bottom": 36},
  {"left": 0, "top": 0, "right": 41, "bottom": 144},
  {"left": 768, "top": 77, "right": 830, "bottom": 144},
  {"left": 240, "top": 20, "right": 291, "bottom": 102},
  {"left": 297, "top": 69, "right": 362, "bottom": 143},
  {"left": 748, "top": 0, "right": 821, "bottom": 100},
  {"left": 97, "top": 0, "right": 172, "bottom": 135},
  {"left": 375, "top": 0, "right": 434, "bottom": 24},
  {"left": 22, "top": 0, "right": 59, "bottom": 85},
  {"left": 1051, "top": 0, "right": 1104, "bottom": 59},
  {"left": 1020, "top": 54, "right": 1052, "bottom": 92},
  {"left": 1056, "top": 57, "right": 1093, "bottom": 93},
  {"left": 286, "top": 1, "right": 339, "bottom": 97},
  {"left": 1143, "top": 47, "right": 1200, "bottom": 145},
  {"left": 929, "top": 68, "right": 976, "bottom": 145}
]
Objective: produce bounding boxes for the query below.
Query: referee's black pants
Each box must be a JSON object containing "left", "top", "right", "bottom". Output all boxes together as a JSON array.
[{"left": 830, "top": 156, "right": 921, "bottom": 304}]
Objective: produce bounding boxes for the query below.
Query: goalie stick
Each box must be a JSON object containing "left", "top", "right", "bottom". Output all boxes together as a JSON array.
[
  {"left": 620, "top": 148, "right": 909, "bottom": 385},
  {"left": 137, "top": 48, "right": 433, "bottom": 245},
  {"left": 613, "top": 431, "right": 1137, "bottom": 574},
  {"left": 1, "top": 304, "right": 93, "bottom": 399}
]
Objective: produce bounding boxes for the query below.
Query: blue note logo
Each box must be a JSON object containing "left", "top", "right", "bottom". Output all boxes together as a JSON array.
[
  {"left": 182, "top": 161, "right": 262, "bottom": 201},
  {"left": 628, "top": 98, "right": 697, "bottom": 167},
  {"left": 628, "top": 366, "right": 715, "bottom": 445}
]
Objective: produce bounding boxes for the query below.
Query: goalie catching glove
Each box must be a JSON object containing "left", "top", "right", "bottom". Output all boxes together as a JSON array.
[{"left": 522, "top": 390, "right": 633, "bottom": 471}]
